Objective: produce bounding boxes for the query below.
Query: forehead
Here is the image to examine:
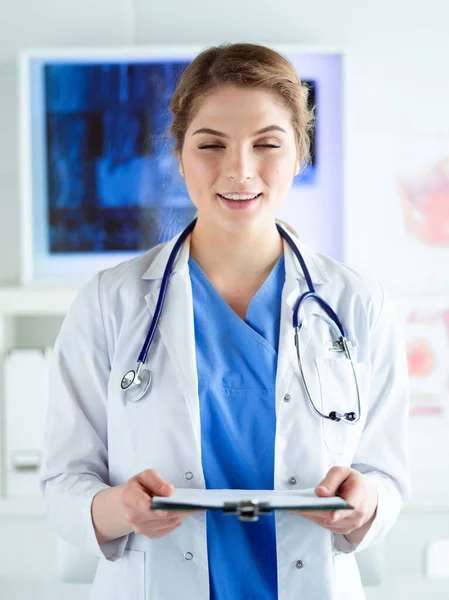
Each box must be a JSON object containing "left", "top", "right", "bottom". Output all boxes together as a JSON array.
[{"left": 188, "top": 85, "right": 293, "bottom": 131}]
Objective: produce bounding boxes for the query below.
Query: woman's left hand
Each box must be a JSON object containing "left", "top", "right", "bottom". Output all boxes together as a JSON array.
[{"left": 292, "top": 467, "right": 378, "bottom": 542}]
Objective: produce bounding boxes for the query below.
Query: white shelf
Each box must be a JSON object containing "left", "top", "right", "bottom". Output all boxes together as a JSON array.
[
  {"left": 0, "top": 286, "right": 80, "bottom": 315},
  {"left": 0, "top": 287, "right": 80, "bottom": 499}
]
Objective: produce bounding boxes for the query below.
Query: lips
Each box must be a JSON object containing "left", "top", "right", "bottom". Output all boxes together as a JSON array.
[
  {"left": 217, "top": 193, "right": 262, "bottom": 211},
  {"left": 217, "top": 193, "right": 262, "bottom": 201}
]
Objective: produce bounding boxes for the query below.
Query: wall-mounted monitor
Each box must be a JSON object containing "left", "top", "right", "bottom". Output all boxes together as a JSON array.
[{"left": 20, "top": 45, "right": 343, "bottom": 284}]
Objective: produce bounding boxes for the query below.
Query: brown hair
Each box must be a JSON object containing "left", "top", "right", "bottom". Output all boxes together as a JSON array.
[{"left": 169, "top": 43, "right": 315, "bottom": 170}]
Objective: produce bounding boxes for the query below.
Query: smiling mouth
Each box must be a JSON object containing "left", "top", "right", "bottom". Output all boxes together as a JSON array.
[{"left": 217, "top": 193, "right": 262, "bottom": 201}]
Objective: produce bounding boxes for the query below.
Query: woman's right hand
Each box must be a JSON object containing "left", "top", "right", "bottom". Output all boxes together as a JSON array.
[{"left": 121, "top": 469, "right": 196, "bottom": 539}]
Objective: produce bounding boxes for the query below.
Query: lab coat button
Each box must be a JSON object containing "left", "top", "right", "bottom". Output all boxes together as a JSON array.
[
  {"left": 184, "top": 552, "right": 194, "bottom": 561},
  {"left": 289, "top": 476, "right": 297, "bottom": 485},
  {"left": 185, "top": 471, "right": 194, "bottom": 480},
  {"left": 283, "top": 394, "right": 291, "bottom": 402},
  {"left": 295, "top": 560, "right": 304, "bottom": 569}
]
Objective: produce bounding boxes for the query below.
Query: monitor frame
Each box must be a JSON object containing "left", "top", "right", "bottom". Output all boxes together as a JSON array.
[{"left": 19, "top": 44, "right": 344, "bottom": 285}]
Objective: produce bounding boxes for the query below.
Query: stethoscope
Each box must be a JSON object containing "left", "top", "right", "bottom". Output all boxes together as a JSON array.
[{"left": 121, "top": 219, "right": 361, "bottom": 423}]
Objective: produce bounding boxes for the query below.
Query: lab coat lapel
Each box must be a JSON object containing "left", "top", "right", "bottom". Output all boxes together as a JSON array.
[
  {"left": 277, "top": 277, "right": 307, "bottom": 397},
  {"left": 143, "top": 239, "right": 202, "bottom": 456}
]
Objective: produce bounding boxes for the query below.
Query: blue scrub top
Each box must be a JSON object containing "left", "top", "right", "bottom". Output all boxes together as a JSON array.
[{"left": 189, "top": 254, "right": 285, "bottom": 600}]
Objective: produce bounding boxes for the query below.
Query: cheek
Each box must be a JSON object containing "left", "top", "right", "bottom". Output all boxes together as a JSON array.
[
  {"left": 184, "top": 154, "right": 217, "bottom": 185},
  {"left": 263, "top": 157, "right": 295, "bottom": 183}
]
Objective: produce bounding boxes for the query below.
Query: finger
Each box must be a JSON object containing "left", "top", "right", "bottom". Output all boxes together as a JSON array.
[
  {"left": 146, "top": 497, "right": 169, "bottom": 519},
  {"left": 293, "top": 510, "right": 332, "bottom": 519},
  {"left": 148, "top": 504, "right": 173, "bottom": 519},
  {"left": 294, "top": 513, "right": 328, "bottom": 526},
  {"left": 148, "top": 504, "right": 203, "bottom": 518},
  {"left": 134, "top": 514, "right": 183, "bottom": 529},
  {"left": 317, "top": 507, "right": 353, "bottom": 524},
  {"left": 291, "top": 504, "right": 354, "bottom": 519},
  {"left": 292, "top": 510, "right": 353, "bottom": 531},
  {"left": 315, "top": 466, "right": 351, "bottom": 496},
  {"left": 339, "top": 474, "right": 367, "bottom": 510},
  {"left": 325, "top": 525, "right": 354, "bottom": 534},
  {"left": 142, "top": 521, "right": 183, "bottom": 539},
  {"left": 122, "top": 482, "right": 152, "bottom": 514},
  {"left": 138, "top": 469, "right": 174, "bottom": 497},
  {"left": 167, "top": 510, "right": 200, "bottom": 519},
  {"left": 151, "top": 515, "right": 184, "bottom": 529},
  {"left": 122, "top": 478, "right": 154, "bottom": 516},
  {"left": 327, "top": 509, "right": 353, "bottom": 525},
  {"left": 150, "top": 525, "right": 182, "bottom": 539},
  {"left": 150, "top": 509, "right": 199, "bottom": 519},
  {"left": 146, "top": 503, "right": 188, "bottom": 520}
]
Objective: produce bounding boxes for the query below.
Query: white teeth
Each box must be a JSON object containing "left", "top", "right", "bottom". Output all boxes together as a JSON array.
[{"left": 220, "top": 193, "right": 260, "bottom": 201}]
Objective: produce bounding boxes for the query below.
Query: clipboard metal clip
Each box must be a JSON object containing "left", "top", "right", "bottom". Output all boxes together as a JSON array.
[{"left": 223, "top": 500, "right": 272, "bottom": 522}]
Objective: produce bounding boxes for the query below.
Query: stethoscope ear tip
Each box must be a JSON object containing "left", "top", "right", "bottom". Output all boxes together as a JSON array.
[
  {"left": 328, "top": 411, "right": 341, "bottom": 422},
  {"left": 328, "top": 411, "right": 357, "bottom": 423}
]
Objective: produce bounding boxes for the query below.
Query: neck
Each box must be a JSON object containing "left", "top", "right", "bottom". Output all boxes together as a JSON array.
[{"left": 189, "top": 217, "right": 283, "bottom": 284}]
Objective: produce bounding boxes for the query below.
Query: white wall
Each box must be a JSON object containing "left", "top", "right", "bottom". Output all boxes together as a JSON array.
[
  {"left": 1, "top": 0, "right": 448, "bottom": 598},
  {"left": 2, "top": 1, "right": 449, "bottom": 285}
]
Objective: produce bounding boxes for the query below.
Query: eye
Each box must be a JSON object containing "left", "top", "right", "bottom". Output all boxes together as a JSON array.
[{"left": 199, "top": 144, "right": 280, "bottom": 149}]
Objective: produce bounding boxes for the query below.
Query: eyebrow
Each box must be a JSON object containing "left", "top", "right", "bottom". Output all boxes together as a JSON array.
[{"left": 192, "top": 125, "right": 287, "bottom": 137}]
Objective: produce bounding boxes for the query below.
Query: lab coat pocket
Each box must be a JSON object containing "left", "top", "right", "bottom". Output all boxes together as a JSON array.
[
  {"left": 314, "top": 358, "right": 366, "bottom": 455},
  {"left": 90, "top": 549, "right": 145, "bottom": 600}
]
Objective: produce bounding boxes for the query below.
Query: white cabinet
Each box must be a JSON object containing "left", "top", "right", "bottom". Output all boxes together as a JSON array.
[
  {"left": 0, "top": 286, "right": 79, "bottom": 509},
  {"left": 4, "top": 348, "right": 50, "bottom": 495}
]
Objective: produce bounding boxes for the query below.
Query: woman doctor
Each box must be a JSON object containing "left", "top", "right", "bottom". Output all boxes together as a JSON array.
[{"left": 40, "top": 43, "right": 410, "bottom": 600}]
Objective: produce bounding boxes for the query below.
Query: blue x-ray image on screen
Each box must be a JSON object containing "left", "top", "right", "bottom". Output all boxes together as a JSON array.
[
  {"left": 23, "top": 49, "right": 340, "bottom": 284},
  {"left": 44, "top": 62, "right": 317, "bottom": 254},
  {"left": 45, "top": 62, "right": 200, "bottom": 253}
]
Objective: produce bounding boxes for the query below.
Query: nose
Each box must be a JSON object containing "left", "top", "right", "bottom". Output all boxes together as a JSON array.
[{"left": 224, "top": 148, "right": 255, "bottom": 182}]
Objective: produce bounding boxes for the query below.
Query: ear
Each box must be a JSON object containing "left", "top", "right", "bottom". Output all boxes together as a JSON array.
[
  {"left": 177, "top": 154, "right": 184, "bottom": 177},
  {"left": 294, "top": 158, "right": 300, "bottom": 177}
]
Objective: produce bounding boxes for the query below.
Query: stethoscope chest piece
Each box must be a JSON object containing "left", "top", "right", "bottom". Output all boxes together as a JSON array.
[{"left": 121, "top": 367, "right": 151, "bottom": 402}]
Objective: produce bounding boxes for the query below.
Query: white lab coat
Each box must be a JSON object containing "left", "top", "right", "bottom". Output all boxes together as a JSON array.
[{"left": 40, "top": 227, "right": 410, "bottom": 600}]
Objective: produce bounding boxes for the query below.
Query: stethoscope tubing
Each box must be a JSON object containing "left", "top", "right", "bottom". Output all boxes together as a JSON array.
[
  {"left": 137, "top": 219, "right": 197, "bottom": 366},
  {"left": 123, "top": 218, "right": 361, "bottom": 423}
]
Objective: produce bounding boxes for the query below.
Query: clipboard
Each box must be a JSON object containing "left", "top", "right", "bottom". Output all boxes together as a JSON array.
[{"left": 151, "top": 488, "right": 354, "bottom": 522}]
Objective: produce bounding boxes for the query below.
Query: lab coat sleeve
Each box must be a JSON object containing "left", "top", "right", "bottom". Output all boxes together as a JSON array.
[
  {"left": 332, "top": 285, "right": 411, "bottom": 554},
  {"left": 40, "top": 273, "right": 129, "bottom": 561}
]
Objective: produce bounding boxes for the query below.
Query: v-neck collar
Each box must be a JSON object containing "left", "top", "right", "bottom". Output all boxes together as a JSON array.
[
  {"left": 188, "top": 255, "right": 284, "bottom": 356},
  {"left": 188, "top": 254, "right": 284, "bottom": 322}
]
